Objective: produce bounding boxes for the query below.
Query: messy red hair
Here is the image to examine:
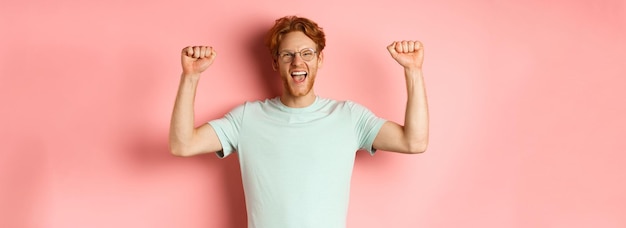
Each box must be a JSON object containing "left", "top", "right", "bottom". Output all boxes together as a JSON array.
[{"left": 265, "top": 16, "right": 326, "bottom": 59}]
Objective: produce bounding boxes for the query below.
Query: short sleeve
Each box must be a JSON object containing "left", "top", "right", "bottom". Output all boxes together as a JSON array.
[
  {"left": 208, "top": 104, "right": 245, "bottom": 158},
  {"left": 348, "top": 101, "right": 387, "bottom": 155}
]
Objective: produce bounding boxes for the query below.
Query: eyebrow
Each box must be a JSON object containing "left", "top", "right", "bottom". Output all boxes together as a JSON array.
[{"left": 278, "top": 47, "right": 315, "bottom": 52}]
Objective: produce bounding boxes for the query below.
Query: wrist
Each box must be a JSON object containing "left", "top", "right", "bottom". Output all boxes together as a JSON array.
[
  {"left": 181, "top": 72, "right": 201, "bottom": 80},
  {"left": 404, "top": 67, "right": 423, "bottom": 77}
]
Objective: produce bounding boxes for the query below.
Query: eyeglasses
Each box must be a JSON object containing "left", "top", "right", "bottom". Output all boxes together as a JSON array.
[{"left": 277, "top": 48, "right": 317, "bottom": 63}]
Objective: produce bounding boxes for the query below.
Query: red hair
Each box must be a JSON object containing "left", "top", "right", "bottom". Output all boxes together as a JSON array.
[{"left": 265, "top": 16, "right": 326, "bottom": 59}]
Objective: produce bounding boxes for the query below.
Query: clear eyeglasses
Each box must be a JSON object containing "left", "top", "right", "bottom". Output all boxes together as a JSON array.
[{"left": 277, "top": 48, "right": 317, "bottom": 63}]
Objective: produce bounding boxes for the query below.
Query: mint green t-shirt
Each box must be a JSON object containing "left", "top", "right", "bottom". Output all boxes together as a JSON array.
[{"left": 208, "top": 96, "right": 386, "bottom": 228}]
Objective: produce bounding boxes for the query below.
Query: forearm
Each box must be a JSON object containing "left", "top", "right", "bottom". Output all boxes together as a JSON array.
[
  {"left": 169, "top": 74, "right": 201, "bottom": 155},
  {"left": 403, "top": 68, "right": 429, "bottom": 153}
]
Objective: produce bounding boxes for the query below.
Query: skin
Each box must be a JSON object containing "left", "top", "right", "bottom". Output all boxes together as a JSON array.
[
  {"left": 274, "top": 31, "right": 323, "bottom": 108},
  {"left": 169, "top": 32, "right": 428, "bottom": 156},
  {"left": 372, "top": 40, "right": 429, "bottom": 153}
]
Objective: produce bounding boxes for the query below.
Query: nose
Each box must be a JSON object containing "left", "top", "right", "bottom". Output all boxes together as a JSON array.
[{"left": 291, "top": 53, "right": 304, "bottom": 65}]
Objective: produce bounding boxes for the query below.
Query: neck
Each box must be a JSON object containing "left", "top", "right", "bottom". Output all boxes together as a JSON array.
[{"left": 280, "top": 92, "right": 316, "bottom": 108}]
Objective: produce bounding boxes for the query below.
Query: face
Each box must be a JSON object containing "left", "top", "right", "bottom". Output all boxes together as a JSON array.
[{"left": 275, "top": 31, "right": 323, "bottom": 98}]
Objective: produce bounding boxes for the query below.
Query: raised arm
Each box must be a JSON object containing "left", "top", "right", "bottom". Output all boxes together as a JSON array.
[
  {"left": 372, "top": 41, "right": 429, "bottom": 154},
  {"left": 169, "top": 46, "right": 223, "bottom": 157}
]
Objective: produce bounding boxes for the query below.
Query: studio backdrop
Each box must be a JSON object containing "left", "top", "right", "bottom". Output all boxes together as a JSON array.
[{"left": 1, "top": 0, "right": 625, "bottom": 227}]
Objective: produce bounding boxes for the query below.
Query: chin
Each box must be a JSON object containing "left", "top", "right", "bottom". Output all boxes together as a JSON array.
[
  {"left": 282, "top": 77, "right": 315, "bottom": 97},
  {"left": 288, "top": 90, "right": 310, "bottom": 97}
]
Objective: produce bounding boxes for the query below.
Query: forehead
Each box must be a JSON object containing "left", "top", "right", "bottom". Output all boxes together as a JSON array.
[{"left": 278, "top": 31, "right": 317, "bottom": 51}]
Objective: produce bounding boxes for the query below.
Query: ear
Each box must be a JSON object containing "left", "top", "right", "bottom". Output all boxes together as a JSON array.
[
  {"left": 272, "top": 59, "right": 278, "bottom": 71},
  {"left": 317, "top": 51, "right": 324, "bottom": 68}
]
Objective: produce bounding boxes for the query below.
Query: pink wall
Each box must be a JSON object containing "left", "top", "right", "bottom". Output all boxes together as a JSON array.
[{"left": 1, "top": 0, "right": 625, "bottom": 227}]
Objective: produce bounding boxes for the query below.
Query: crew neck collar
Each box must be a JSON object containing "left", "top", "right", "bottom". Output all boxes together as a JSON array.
[{"left": 273, "top": 96, "right": 322, "bottom": 113}]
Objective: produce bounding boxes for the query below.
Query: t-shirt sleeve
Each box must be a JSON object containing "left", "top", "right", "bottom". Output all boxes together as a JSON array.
[
  {"left": 208, "top": 104, "right": 245, "bottom": 159},
  {"left": 349, "top": 101, "right": 387, "bottom": 155}
]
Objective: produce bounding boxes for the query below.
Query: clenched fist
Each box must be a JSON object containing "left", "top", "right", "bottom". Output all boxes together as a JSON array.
[
  {"left": 181, "top": 46, "right": 217, "bottom": 76},
  {"left": 387, "top": 41, "right": 424, "bottom": 70}
]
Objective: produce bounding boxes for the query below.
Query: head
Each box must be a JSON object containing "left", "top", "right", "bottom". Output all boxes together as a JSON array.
[{"left": 265, "top": 16, "right": 326, "bottom": 99}]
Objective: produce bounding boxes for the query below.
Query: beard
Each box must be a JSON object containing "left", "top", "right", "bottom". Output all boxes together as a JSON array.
[{"left": 282, "top": 74, "right": 315, "bottom": 97}]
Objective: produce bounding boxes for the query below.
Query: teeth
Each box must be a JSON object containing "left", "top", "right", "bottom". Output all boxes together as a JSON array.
[{"left": 291, "top": 71, "right": 307, "bottom": 76}]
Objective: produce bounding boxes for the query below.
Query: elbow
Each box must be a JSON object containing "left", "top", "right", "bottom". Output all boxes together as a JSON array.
[
  {"left": 169, "top": 134, "right": 200, "bottom": 157},
  {"left": 169, "top": 143, "right": 193, "bottom": 157},
  {"left": 406, "top": 141, "right": 428, "bottom": 154},
  {"left": 170, "top": 149, "right": 186, "bottom": 157},
  {"left": 169, "top": 147, "right": 186, "bottom": 157}
]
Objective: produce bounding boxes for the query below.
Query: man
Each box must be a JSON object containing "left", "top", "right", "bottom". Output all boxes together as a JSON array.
[{"left": 169, "top": 16, "right": 429, "bottom": 228}]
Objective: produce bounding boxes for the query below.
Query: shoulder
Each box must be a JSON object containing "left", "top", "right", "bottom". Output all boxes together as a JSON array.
[
  {"left": 314, "top": 97, "right": 349, "bottom": 111},
  {"left": 317, "top": 97, "right": 374, "bottom": 115},
  {"left": 238, "top": 97, "right": 278, "bottom": 108},
  {"left": 227, "top": 97, "right": 280, "bottom": 116},
  {"left": 317, "top": 97, "right": 360, "bottom": 107},
  {"left": 343, "top": 99, "right": 371, "bottom": 112}
]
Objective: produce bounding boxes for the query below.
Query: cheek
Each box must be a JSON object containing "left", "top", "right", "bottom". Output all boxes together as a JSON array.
[
  {"left": 278, "top": 63, "right": 289, "bottom": 72},
  {"left": 279, "top": 70, "right": 291, "bottom": 80},
  {"left": 277, "top": 64, "right": 289, "bottom": 75},
  {"left": 307, "top": 63, "right": 319, "bottom": 74}
]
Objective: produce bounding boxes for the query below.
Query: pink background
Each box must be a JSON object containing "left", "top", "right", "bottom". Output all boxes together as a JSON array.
[{"left": 1, "top": 0, "right": 625, "bottom": 227}]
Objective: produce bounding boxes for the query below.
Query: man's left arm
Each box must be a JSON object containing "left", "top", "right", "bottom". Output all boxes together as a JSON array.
[{"left": 372, "top": 40, "right": 429, "bottom": 154}]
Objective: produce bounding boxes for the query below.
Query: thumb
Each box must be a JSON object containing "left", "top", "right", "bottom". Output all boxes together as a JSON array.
[
  {"left": 387, "top": 41, "right": 399, "bottom": 58},
  {"left": 387, "top": 41, "right": 397, "bottom": 53},
  {"left": 182, "top": 46, "right": 194, "bottom": 57}
]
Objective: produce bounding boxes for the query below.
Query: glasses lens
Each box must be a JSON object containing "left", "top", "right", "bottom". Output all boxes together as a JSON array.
[
  {"left": 278, "top": 49, "right": 315, "bottom": 62},
  {"left": 279, "top": 53, "right": 292, "bottom": 63},
  {"left": 301, "top": 49, "right": 314, "bottom": 61}
]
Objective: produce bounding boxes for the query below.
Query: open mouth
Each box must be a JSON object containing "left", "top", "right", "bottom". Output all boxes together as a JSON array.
[{"left": 291, "top": 71, "right": 307, "bottom": 83}]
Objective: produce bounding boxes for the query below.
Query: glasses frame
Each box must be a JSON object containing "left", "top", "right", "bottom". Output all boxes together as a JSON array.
[{"left": 277, "top": 48, "right": 318, "bottom": 63}]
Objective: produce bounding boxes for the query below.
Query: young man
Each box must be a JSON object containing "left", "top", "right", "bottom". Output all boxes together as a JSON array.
[{"left": 169, "top": 16, "right": 429, "bottom": 228}]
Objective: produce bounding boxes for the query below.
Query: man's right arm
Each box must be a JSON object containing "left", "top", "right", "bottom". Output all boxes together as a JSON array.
[{"left": 169, "top": 46, "right": 222, "bottom": 157}]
